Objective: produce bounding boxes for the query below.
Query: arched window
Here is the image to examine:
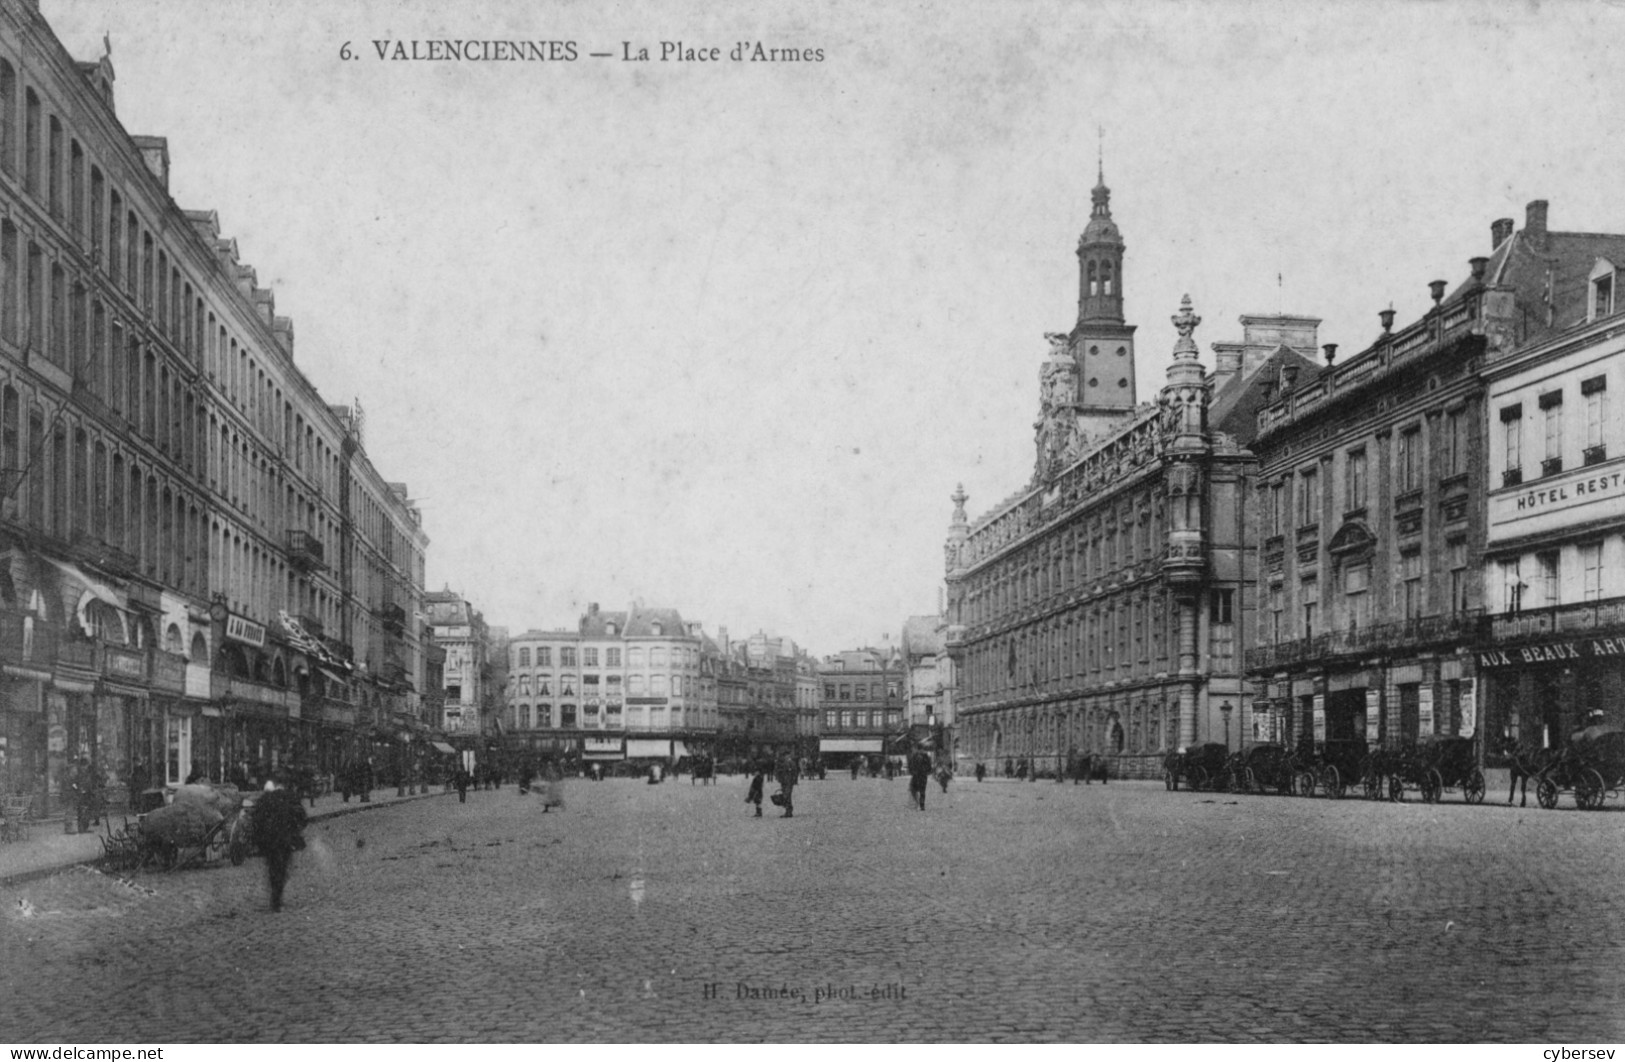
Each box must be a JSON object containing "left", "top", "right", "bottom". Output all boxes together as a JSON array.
[
  {"left": 1087, "top": 260, "right": 1097, "bottom": 296},
  {"left": 1102, "top": 260, "right": 1113, "bottom": 296},
  {"left": 190, "top": 631, "right": 208, "bottom": 664},
  {"left": 165, "top": 623, "right": 183, "bottom": 654}
]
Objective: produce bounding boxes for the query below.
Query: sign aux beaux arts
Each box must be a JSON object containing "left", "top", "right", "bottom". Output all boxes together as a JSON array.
[{"left": 1478, "top": 636, "right": 1625, "bottom": 669}]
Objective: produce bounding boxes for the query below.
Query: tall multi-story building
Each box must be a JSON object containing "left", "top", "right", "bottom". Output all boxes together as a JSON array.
[
  {"left": 816, "top": 646, "right": 902, "bottom": 767},
  {"left": 504, "top": 603, "right": 717, "bottom": 766},
  {"left": 425, "top": 589, "right": 488, "bottom": 737},
  {"left": 1478, "top": 236, "right": 1625, "bottom": 748},
  {"left": 900, "top": 614, "right": 946, "bottom": 749},
  {"left": 1245, "top": 200, "right": 1625, "bottom": 757},
  {"left": 945, "top": 172, "right": 1262, "bottom": 779},
  {"left": 0, "top": 2, "right": 428, "bottom": 817}
]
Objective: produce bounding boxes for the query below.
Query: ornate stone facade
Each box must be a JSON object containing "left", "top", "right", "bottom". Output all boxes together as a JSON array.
[{"left": 945, "top": 177, "right": 1257, "bottom": 779}]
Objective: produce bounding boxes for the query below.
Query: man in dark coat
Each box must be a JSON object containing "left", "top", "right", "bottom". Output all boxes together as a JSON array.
[
  {"left": 255, "top": 778, "right": 308, "bottom": 912},
  {"left": 773, "top": 751, "right": 799, "bottom": 818},
  {"left": 908, "top": 750, "right": 932, "bottom": 810}
]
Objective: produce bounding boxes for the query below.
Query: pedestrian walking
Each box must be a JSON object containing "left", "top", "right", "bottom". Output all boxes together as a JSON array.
[
  {"left": 908, "top": 750, "right": 932, "bottom": 810},
  {"left": 974, "top": 761, "right": 986, "bottom": 783},
  {"left": 539, "top": 761, "right": 566, "bottom": 812},
  {"left": 745, "top": 765, "right": 765, "bottom": 817},
  {"left": 936, "top": 763, "right": 952, "bottom": 794},
  {"left": 254, "top": 776, "right": 308, "bottom": 912},
  {"left": 773, "top": 750, "right": 800, "bottom": 818}
]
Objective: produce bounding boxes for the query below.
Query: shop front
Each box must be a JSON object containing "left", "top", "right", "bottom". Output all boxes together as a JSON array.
[{"left": 1477, "top": 612, "right": 1625, "bottom": 748}]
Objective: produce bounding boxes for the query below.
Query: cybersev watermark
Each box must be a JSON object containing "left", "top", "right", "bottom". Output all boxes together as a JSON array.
[{"left": 702, "top": 982, "right": 907, "bottom": 1004}]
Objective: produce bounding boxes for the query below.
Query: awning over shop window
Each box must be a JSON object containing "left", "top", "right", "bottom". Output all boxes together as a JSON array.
[
  {"left": 625, "top": 739, "right": 671, "bottom": 758},
  {"left": 820, "top": 738, "right": 883, "bottom": 753},
  {"left": 430, "top": 741, "right": 457, "bottom": 755},
  {"left": 37, "top": 555, "right": 130, "bottom": 641},
  {"left": 671, "top": 741, "right": 690, "bottom": 759},
  {"left": 316, "top": 666, "right": 350, "bottom": 686},
  {"left": 583, "top": 752, "right": 624, "bottom": 761}
]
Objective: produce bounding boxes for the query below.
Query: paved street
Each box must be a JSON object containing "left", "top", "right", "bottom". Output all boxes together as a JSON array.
[{"left": 2, "top": 775, "right": 1622, "bottom": 1043}]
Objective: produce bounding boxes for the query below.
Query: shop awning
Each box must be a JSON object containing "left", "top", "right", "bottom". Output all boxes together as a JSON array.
[
  {"left": 820, "top": 738, "right": 884, "bottom": 753},
  {"left": 584, "top": 752, "right": 624, "bottom": 760},
  {"left": 316, "top": 666, "right": 350, "bottom": 686},
  {"left": 430, "top": 741, "right": 457, "bottom": 755},
  {"left": 625, "top": 738, "right": 670, "bottom": 759},
  {"left": 671, "top": 741, "right": 690, "bottom": 759}
]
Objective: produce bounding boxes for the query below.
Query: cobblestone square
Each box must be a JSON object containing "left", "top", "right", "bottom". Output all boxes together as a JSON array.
[{"left": 3, "top": 777, "right": 1622, "bottom": 1043}]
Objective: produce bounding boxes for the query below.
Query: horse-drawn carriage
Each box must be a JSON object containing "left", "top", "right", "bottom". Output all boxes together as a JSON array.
[
  {"left": 1163, "top": 743, "right": 1232, "bottom": 791},
  {"left": 1232, "top": 743, "right": 1300, "bottom": 796},
  {"left": 1373, "top": 737, "right": 1487, "bottom": 803},
  {"left": 1536, "top": 726, "right": 1625, "bottom": 810},
  {"left": 1294, "top": 738, "right": 1376, "bottom": 799}
]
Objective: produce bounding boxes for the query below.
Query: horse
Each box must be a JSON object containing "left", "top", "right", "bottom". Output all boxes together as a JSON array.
[
  {"left": 1081, "top": 754, "right": 1110, "bottom": 785},
  {"left": 1495, "top": 734, "right": 1549, "bottom": 807}
]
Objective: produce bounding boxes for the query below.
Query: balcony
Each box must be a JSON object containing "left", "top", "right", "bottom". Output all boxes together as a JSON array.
[
  {"left": 101, "top": 644, "right": 148, "bottom": 684},
  {"left": 1488, "top": 596, "right": 1625, "bottom": 642},
  {"left": 211, "top": 673, "right": 296, "bottom": 714},
  {"left": 57, "top": 638, "right": 97, "bottom": 672},
  {"left": 1584, "top": 445, "right": 1608, "bottom": 467},
  {"left": 285, "top": 530, "right": 326, "bottom": 572},
  {"left": 1502, "top": 467, "right": 1523, "bottom": 488},
  {"left": 378, "top": 601, "right": 407, "bottom": 637},
  {"left": 1541, "top": 457, "right": 1564, "bottom": 478},
  {"left": 1245, "top": 610, "right": 1485, "bottom": 672}
]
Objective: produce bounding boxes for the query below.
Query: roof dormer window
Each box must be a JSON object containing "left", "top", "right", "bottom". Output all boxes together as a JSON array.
[{"left": 1589, "top": 258, "right": 1615, "bottom": 322}]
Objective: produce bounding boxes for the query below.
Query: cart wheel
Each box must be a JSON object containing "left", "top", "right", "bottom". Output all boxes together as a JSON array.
[
  {"left": 1244, "top": 768, "right": 1258, "bottom": 795},
  {"left": 1422, "top": 768, "right": 1443, "bottom": 804},
  {"left": 1464, "top": 768, "right": 1486, "bottom": 805},
  {"left": 1321, "top": 766, "right": 1343, "bottom": 799},
  {"left": 1189, "top": 767, "right": 1208, "bottom": 792},
  {"left": 1576, "top": 769, "right": 1605, "bottom": 811},
  {"left": 1536, "top": 778, "right": 1559, "bottom": 810},
  {"left": 1293, "top": 770, "right": 1316, "bottom": 798},
  {"left": 1362, "top": 768, "right": 1382, "bottom": 801},
  {"left": 1388, "top": 775, "right": 1405, "bottom": 802}
]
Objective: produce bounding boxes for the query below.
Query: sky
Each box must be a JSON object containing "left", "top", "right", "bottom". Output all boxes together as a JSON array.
[{"left": 36, "top": 0, "right": 1625, "bottom": 656}]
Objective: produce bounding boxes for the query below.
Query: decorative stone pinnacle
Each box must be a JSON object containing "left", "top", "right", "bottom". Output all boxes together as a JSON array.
[
  {"left": 1171, "top": 295, "right": 1201, "bottom": 359},
  {"left": 951, "top": 484, "right": 968, "bottom": 523}
]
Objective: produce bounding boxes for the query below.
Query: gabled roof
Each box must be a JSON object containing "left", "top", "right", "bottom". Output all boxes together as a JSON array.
[
  {"left": 1211, "top": 344, "right": 1324, "bottom": 445},
  {"left": 579, "top": 609, "right": 629, "bottom": 637},
  {"left": 622, "top": 606, "right": 689, "bottom": 638}
]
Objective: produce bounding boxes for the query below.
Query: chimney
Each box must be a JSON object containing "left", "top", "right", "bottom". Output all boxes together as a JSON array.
[
  {"left": 1491, "top": 218, "right": 1514, "bottom": 249},
  {"left": 1211, "top": 342, "right": 1244, "bottom": 388},
  {"left": 1525, "top": 200, "right": 1548, "bottom": 239}
]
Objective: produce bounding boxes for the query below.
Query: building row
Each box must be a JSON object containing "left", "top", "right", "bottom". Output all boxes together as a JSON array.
[
  {"left": 1, "top": 0, "right": 436, "bottom": 818},
  {"left": 496, "top": 604, "right": 819, "bottom": 767},
  {"left": 941, "top": 171, "right": 1625, "bottom": 777}
]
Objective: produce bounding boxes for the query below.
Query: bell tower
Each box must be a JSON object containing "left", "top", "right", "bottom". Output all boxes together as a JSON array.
[{"left": 1072, "top": 162, "right": 1138, "bottom": 438}]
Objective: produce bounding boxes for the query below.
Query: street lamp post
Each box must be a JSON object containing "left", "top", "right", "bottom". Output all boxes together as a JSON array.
[{"left": 1221, "top": 701, "right": 1234, "bottom": 751}]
